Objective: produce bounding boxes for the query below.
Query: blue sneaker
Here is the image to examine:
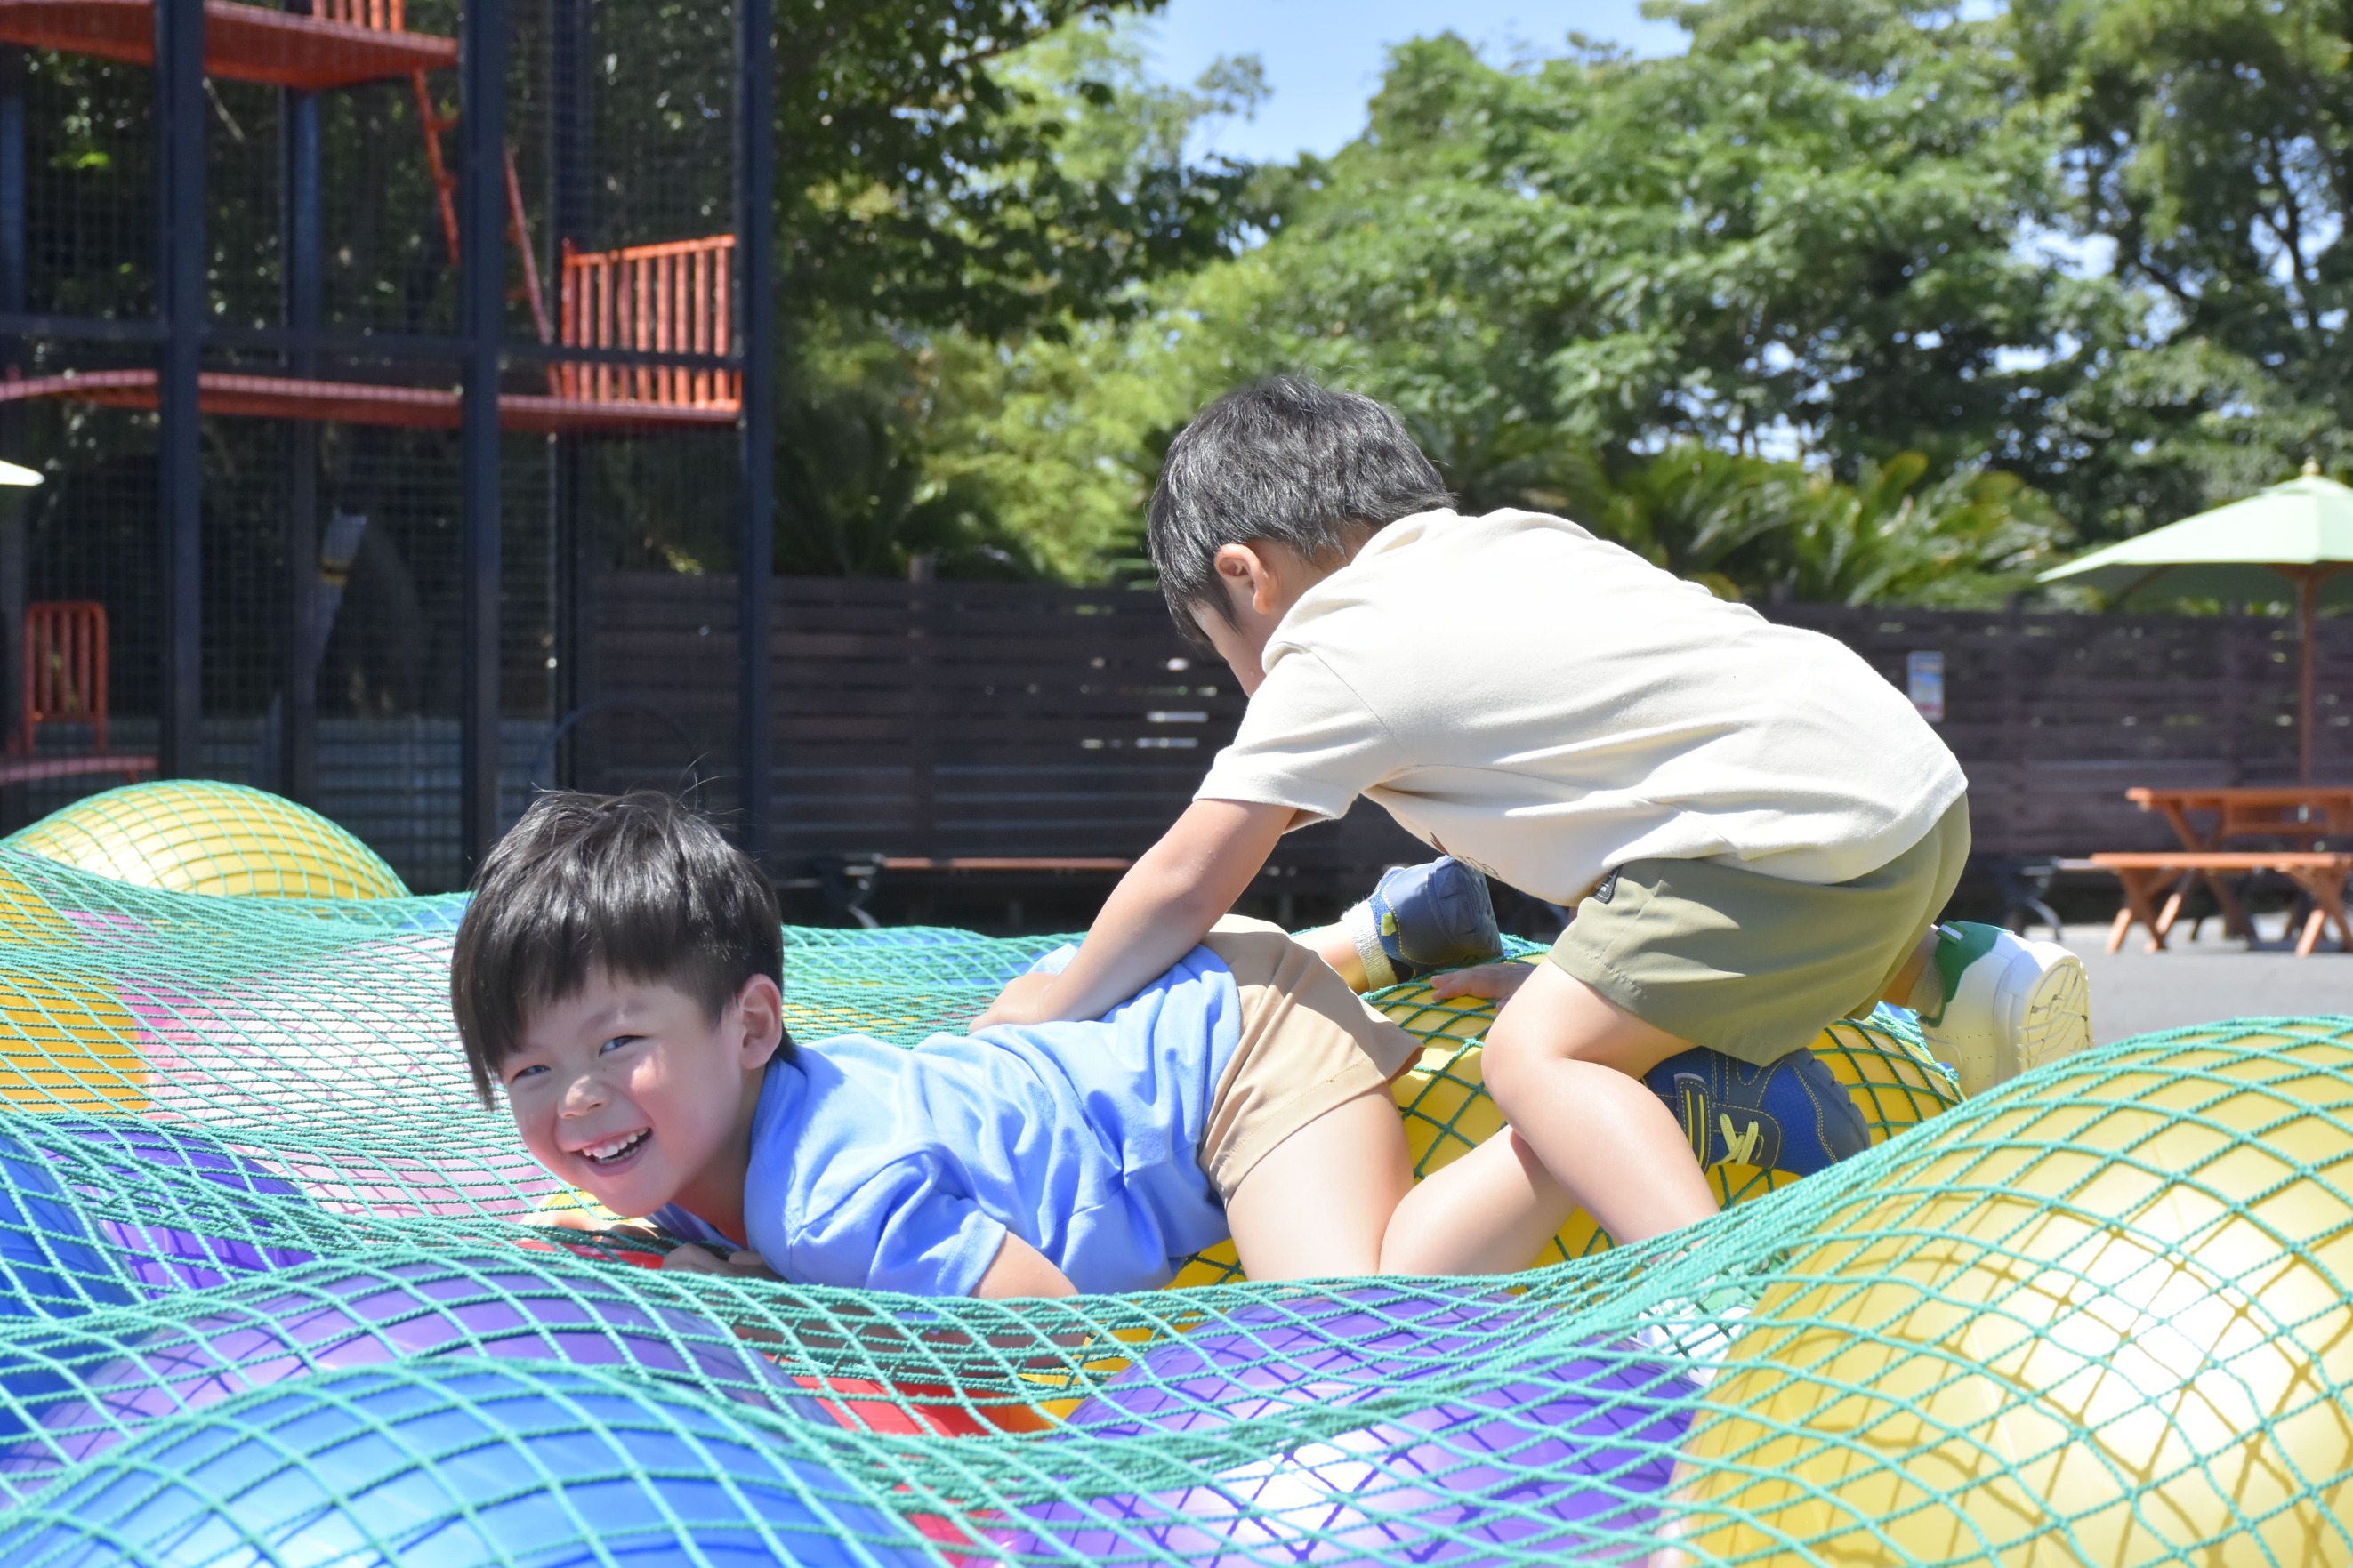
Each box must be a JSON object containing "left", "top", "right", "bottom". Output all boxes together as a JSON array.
[
  {"left": 1642, "top": 1047, "right": 1867, "bottom": 1176},
  {"left": 1342, "top": 856, "right": 1502, "bottom": 990}
]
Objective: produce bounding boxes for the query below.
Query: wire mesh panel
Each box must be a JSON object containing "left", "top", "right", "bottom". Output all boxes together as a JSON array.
[{"left": 0, "top": 0, "right": 749, "bottom": 889}]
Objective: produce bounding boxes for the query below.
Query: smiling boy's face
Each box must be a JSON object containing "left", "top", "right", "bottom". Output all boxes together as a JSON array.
[{"left": 501, "top": 968, "right": 779, "bottom": 1224}]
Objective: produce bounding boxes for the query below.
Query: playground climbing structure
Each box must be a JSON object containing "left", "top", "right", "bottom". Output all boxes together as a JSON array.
[{"left": 0, "top": 0, "right": 774, "bottom": 881}]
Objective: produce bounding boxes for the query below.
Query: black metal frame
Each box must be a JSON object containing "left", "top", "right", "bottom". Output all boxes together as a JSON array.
[
  {"left": 736, "top": 0, "right": 774, "bottom": 868},
  {"left": 0, "top": 47, "right": 26, "bottom": 751},
  {"left": 0, "top": 0, "right": 779, "bottom": 872},
  {"left": 156, "top": 0, "right": 204, "bottom": 778},
  {"left": 547, "top": 0, "right": 590, "bottom": 796},
  {"left": 0, "top": 313, "right": 742, "bottom": 370},
  {"left": 456, "top": 0, "right": 505, "bottom": 873},
  {"left": 0, "top": 312, "right": 740, "bottom": 370},
  {"left": 280, "top": 0, "right": 322, "bottom": 805}
]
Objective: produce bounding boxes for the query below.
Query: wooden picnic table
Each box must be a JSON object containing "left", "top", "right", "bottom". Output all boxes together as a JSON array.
[
  {"left": 2090, "top": 851, "right": 2353, "bottom": 956},
  {"left": 2090, "top": 787, "right": 2353, "bottom": 953},
  {"left": 2126, "top": 786, "right": 2353, "bottom": 848}
]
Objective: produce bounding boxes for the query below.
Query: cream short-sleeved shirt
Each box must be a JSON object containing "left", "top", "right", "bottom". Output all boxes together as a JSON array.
[{"left": 1194, "top": 507, "right": 1968, "bottom": 905}]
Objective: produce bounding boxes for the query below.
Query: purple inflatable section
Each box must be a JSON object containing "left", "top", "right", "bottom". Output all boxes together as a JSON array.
[
  {"left": 0, "top": 1258, "right": 830, "bottom": 1490},
  {"left": 994, "top": 1292, "right": 1694, "bottom": 1566}
]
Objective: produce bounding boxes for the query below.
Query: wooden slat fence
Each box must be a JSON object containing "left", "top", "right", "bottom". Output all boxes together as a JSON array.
[
  {"left": 579, "top": 575, "right": 1425, "bottom": 889},
  {"left": 581, "top": 575, "right": 2353, "bottom": 884},
  {"left": 1769, "top": 604, "right": 2349, "bottom": 855}
]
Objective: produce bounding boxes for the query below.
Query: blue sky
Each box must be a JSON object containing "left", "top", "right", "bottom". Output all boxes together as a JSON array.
[
  {"left": 1146, "top": 1, "right": 2005, "bottom": 163},
  {"left": 1146, "top": 0, "right": 1690, "bottom": 162}
]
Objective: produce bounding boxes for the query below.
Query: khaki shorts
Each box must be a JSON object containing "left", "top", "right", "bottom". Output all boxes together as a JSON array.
[
  {"left": 1196, "top": 916, "right": 1421, "bottom": 1201},
  {"left": 1547, "top": 798, "right": 1972, "bottom": 1065}
]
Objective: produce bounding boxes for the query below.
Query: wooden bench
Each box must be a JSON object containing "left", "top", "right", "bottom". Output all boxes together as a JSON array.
[
  {"left": 2085, "top": 851, "right": 2353, "bottom": 957},
  {"left": 787, "top": 853, "right": 1133, "bottom": 928}
]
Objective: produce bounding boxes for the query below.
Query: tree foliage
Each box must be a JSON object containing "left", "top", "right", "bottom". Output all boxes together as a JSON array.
[
  {"left": 1540, "top": 445, "right": 2069, "bottom": 606},
  {"left": 756, "top": 6, "right": 1266, "bottom": 574},
  {"left": 914, "top": 4, "right": 2084, "bottom": 601},
  {"left": 2010, "top": 0, "right": 2353, "bottom": 537},
  {"left": 910, "top": 0, "right": 2353, "bottom": 604}
]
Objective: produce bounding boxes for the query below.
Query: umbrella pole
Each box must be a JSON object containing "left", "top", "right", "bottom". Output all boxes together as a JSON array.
[{"left": 2301, "top": 570, "right": 2318, "bottom": 784}]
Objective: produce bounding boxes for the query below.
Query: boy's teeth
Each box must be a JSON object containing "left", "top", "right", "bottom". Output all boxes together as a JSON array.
[{"left": 584, "top": 1130, "right": 647, "bottom": 1162}]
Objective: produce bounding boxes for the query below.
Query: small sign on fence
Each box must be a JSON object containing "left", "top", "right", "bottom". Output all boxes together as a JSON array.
[{"left": 1906, "top": 650, "right": 1946, "bottom": 723}]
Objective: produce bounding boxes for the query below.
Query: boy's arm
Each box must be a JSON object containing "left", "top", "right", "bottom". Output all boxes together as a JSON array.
[
  {"left": 973, "top": 1232, "right": 1077, "bottom": 1299},
  {"left": 660, "top": 1244, "right": 778, "bottom": 1281},
  {"left": 973, "top": 798, "right": 1294, "bottom": 1028}
]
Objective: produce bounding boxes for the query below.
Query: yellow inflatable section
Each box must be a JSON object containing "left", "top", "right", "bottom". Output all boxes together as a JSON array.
[
  {"left": 6, "top": 780, "right": 408, "bottom": 900},
  {"left": 0, "top": 969, "right": 146, "bottom": 1113},
  {"left": 1166, "top": 969, "right": 1960, "bottom": 1286},
  {"left": 1671, "top": 1025, "right": 2353, "bottom": 1565},
  {"left": 0, "top": 836, "right": 148, "bottom": 1112}
]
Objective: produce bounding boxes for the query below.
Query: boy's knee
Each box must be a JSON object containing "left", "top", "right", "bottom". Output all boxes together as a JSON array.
[
  {"left": 1481, "top": 998, "right": 1581, "bottom": 1110},
  {"left": 1481, "top": 963, "right": 1686, "bottom": 1104}
]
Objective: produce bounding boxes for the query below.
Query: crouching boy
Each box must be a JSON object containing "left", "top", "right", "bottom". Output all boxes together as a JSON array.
[
  {"left": 450, "top": 792, "right": 1565, "bottom": 1296},
  {"left": 973, "top": 374, "right": 2093, "bottom": 1253}
]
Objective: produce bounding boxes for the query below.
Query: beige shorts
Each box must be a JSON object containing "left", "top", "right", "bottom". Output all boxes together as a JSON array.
[
  {"left": 1195, "top": 916, "right": 1421, "bottom": 1201},
  {"left": 1547, "top": 797, "right": 1973, "bottom": 1065}
]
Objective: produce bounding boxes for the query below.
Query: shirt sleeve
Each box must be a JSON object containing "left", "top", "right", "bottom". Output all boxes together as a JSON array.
[
  {"left": 1195, "top": 650, "right": 1401, "bottom": 825},
  {"left": 781, "top": 1154, "right": 1010, "bottom": 1298},
  {"left": 648, "top": 1203, "right": 739, "bottom": 1250}
]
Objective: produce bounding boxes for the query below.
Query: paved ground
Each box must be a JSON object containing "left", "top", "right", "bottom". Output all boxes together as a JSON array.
[{"left": 2060, "top": 920, "right": 2353, "bottom": 1045}]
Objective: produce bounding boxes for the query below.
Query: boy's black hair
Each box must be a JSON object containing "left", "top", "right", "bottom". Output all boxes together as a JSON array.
[
  {"left": 1147, "top": 374, "right": 1451, "bottom": 641},
  {"left": 449, "top": 790, "right": 791, "bottom": 1106}
]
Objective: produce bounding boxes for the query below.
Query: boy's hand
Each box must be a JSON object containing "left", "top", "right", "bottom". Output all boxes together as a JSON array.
[
  {"left": 972, "top": 971, "right": 1060, "bottom": 1030},
  {"left": 661, "top": 1244, "right": 778, "bottom": 1282},
  {"left": 963, "top": 798, "right": 1293, "bottom": 1031},
  {"left": 1429, "top": 961, "right": 1537, "bottom": 1003}
]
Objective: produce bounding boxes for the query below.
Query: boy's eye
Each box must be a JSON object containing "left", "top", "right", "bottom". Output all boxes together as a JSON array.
[
  {"left": 506, "top": 1063, "right": 547, "bottom": 1085},
  {"left": 600, "top": 1034, "right": 641, "bottom": 1056}
]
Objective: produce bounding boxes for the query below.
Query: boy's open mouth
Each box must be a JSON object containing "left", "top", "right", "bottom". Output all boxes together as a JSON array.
[{"left": 580, "top": 1129, "right": 649, "bottom": 1168}]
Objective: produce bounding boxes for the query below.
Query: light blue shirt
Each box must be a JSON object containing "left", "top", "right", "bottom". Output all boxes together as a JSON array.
[{"left": 653, "top": 945, "right": 1244, "bottom": 1296}]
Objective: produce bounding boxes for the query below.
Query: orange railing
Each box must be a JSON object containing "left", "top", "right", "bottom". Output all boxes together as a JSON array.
[
  {"left": 22, "top": 601, "right": 112, "bottom": 755},
  {"left": 558, "top": 236, "right": 739, "bottom": 408},
  {"left": 318, "top": 1, "right": 407, "bottom": 28}
]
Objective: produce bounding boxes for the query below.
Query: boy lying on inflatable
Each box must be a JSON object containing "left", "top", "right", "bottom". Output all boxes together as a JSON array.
[{"left": 453, "top": 792, "right": 1873, "bottom": 1297}]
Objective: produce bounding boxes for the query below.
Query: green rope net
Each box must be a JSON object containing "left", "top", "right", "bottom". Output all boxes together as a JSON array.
[{"left": 0, "top": 782, "right": 2340, "bottom": 1565}]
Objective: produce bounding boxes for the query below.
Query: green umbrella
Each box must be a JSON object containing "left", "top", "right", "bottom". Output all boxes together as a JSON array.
[{"left": 2040, "top": 462, "right": 2353, "bottom": 783}]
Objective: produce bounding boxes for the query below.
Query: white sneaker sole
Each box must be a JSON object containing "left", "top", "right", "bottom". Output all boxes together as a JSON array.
[{"left": 1998, "top": 941, "right": 2092, "bottom": 1079}]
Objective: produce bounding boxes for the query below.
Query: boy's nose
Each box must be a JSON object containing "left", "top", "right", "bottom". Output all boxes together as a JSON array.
[{"left": 557, "top": 1071, "right": 607, "bottom": 1114}]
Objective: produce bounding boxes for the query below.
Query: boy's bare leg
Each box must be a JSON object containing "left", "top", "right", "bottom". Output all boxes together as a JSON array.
[
  {"left": 1225, "top": 1089, "right": 1414, "bottom": 1279},
  {"left": 1878, "top": 929, "right": 1938, "bottom": 1009},
  {"left": 1300, "top": 923, "right": 1369, "bottom": 991},
  {"left": 1379, "top": 1126, "right": 1582, "bottom": 1274},
  {"left": 1228, "top": 1086, "right": 1588, "bottom": 1280},
  {"left": 1481, "top": 961, "right": 1719, "bottom": 1244}
]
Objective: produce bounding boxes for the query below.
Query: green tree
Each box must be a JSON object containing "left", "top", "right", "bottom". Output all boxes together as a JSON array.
[
  {"left": 915, "top": 4, "right": 2088, "bottom": 599},
  {"left": 1234, "top": 20, "right": 2085, "bottom": 488},
  {"left": 752, "top": 8, "right": 1269, "bottom": 574},
  {"left": 835, "top": 20, "right": 1272, "bottom": 579},
  {"left": 1538, "top": 444, "right": 2070, "bottom": 606},
  {"left": 2009, "top": 0, "right": 2353, "bottom": 538}
]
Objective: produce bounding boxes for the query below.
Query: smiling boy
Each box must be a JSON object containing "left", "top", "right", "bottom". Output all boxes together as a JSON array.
[{"left": 452, "top": 791, "right": 1577, "bottom": 1296}]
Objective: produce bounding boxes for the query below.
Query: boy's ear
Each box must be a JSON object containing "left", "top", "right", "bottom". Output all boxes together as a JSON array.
[
  {"left": 1212, "top": 542, "right": 1280, "bottom": 618},
  {"left": 733, "top": 974, "right": 785, "bottom": 1067}
]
